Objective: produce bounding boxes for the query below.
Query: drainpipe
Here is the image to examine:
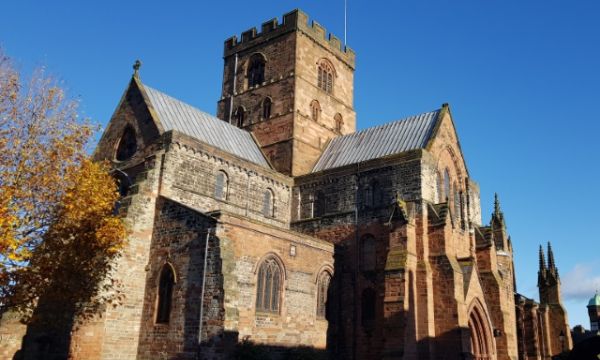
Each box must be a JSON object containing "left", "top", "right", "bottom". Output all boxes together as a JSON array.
[
  {"left": 228, "top": 53, "right": 238, "bottom": 124},
  {"left": 198, "top": 228, "right": 212, "bottom": 344},
  {"left": 353, "top": 162, "right": 361, "bottom": 360}
]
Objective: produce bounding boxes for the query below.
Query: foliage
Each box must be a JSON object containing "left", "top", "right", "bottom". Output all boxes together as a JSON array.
[{"left": 0, "top": 49, "right": 127, "bottom": 323}]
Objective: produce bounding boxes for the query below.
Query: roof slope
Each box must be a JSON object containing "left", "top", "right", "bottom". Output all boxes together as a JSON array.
[
  {"left": 141, "top": 83, "right": 270, "bottom": 167},
  {"left": 312, "top": 110, "right": 440, "bottom": 172}
]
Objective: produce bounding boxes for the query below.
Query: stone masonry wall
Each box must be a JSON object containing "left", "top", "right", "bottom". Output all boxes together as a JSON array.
[
  {"left": 160, "top": 132, "right": 292, "bottom": 229},
  {"left": 136, "top": 197, "right": 218, "bottom": 360},
  {"left": 213, "top": 211, "right": 334, "bottom": 350}
]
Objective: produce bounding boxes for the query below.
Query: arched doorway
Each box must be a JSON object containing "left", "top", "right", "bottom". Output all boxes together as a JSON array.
[{"left": 468, "top": 301, "right": 495, "bottom": 360}]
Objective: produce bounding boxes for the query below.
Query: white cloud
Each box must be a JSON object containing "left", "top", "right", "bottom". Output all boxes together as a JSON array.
[{"left": 561, "top": 262, "right": 600, "bottom": 301}]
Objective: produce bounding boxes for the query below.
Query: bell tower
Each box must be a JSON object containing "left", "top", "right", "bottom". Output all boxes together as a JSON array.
[{"left": 217, "top": 9, "right": 356, "bottom": 175}]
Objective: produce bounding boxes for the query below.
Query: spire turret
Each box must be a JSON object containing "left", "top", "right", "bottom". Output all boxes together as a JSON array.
[
  {"left": 539, "top": 245, "right": 546, "bottom": 272},
  {"left": 547, "top": 242, "right": 556, "bottom": 270}
]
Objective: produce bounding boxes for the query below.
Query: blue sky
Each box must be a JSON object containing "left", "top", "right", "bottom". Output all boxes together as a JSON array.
[{"left": 2, "top": 0, "right": 599, "bottom": 328}]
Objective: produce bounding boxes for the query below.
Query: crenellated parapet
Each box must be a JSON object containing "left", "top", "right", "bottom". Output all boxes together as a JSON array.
[{"left": 223, "top": 9, "right": 356, "bottom": 68}]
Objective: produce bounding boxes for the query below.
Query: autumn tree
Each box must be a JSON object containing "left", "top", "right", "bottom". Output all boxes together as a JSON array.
[{"left": 0, "top": 49, "right": 126, "bottom": 323}]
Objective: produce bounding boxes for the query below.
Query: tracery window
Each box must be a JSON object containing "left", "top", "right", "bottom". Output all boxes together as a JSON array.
[
  {"left": 334, "top": 113, "right": 343, "bottom": 133},
  {"left": 248, "top": 54, "right": 265, "bottom": 87},
  {"left": 317, "top": 59, "right": 334, "bottom": 93},
  {"left": 215, "top": 171, "right": 228, "bottom": 200},
  {"left": 116, "top": 126, "right": 137, "bottom": 161},
  {"left": 454, "top": 182, "right": 460, "bottom": 220},
  {"left": 262, "top": 189, "right": 275, "bottom": 217},
  {"left": 256, "top": 257, "right": 282, "bottom": 313},
  {"left": 156, "top": 264, "right": 175, "bottom": 324},
  {"left": 360, "top": 234, "right": 376, "bottom": 272},
  {"left": 311, "top": 100, "right": 321, "bottom": 122},
  {"left": 316, "top": 271, "right": 332, "bottom": 319},
  {"left": 235, "top": 106, "right": 245, "bottom": 127},
  {"left": 262, "top": 97, "right": 272, "bottom": 120}
]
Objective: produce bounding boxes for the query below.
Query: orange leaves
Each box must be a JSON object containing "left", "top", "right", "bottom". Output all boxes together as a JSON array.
[{"left": 0, "top": 49, "right": 126, "bottom": 322}]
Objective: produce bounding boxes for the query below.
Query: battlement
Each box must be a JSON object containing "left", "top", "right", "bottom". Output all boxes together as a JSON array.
[{"left": 224, "top": 9, "right": 355, "bottom": 68}]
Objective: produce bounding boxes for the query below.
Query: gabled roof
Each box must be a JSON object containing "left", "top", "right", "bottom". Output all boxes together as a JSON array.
[
  {"left": 140, "top": 82, "right": 270, "bottom": 168},
  {"left": 312, "top": 109, "right": 440, "bottom": 172}
]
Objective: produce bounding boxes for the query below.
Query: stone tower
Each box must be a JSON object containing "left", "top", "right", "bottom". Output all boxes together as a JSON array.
[
  {"left": 537, "top": 242, "right": 573, "bottom": 354},
  {"left": 216, "top": 9, "right": 356, "bottom": 176},
  {"left": 587, "top": 292, "right": 600, "bottom": 332}
]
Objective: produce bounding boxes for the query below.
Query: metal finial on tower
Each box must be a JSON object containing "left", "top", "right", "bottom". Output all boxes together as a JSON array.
[
  {"left": 344, "top": 0, "right": 347, "bottom": 46},
  {"left": 133, "top": 59, "right": 142, "bottom": 78}
]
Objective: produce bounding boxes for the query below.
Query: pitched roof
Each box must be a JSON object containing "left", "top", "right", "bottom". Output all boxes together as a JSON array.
[
  {"left": 312, "top": 110, "right": 440, "bottom": 172},
  {"left": 140, "top": 83, "right": 270, "bottom": 168}
]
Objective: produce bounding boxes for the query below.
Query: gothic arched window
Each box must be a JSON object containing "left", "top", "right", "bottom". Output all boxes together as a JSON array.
[
  {"left": 334, "top": 113, "right": 343, "bottom": 133},
  {"left": 316, "top": 271, "right": 332, "bottom": 319},
  {"left": 317, "top": 59, "right": 334, "bottom": 93},
  {"left": 248, "top": 54, "right": 266, "bottom": 87},
  {"left": 256, "top": 257, "right": 282, "bottom": 313},
  {"left": 116, "top": 126, "right": 137, "bottom": 161},
  {"left": 364, "top": 180, "right": 382, "bottom": 208},
  {"left": 310, "top": 100, "right": 321, "bottom": 122},
  {"left": 215, "top": 171, "right": 228, "bottom": 200},
  {"left": 443, "top": 169, "right": 451, "bottom": 202},
  {"left": 360, "top": 234, "right": 376, "bottom": 272},
  {"left": 156, "top": 264, "right": 175, "bottom": 324},
  {"left": 235, "top": 106, "right": 245, "bottom": 127},
  {"left": 262, "top": 189, "right": 275, "bottom": 217},
  {"left": 454, "top": 182, "right": 460, "bottom": 221},
  {"left": 262, "top": 97, "right": 272, "bottom": 120},
  {"left": 361, "top": 288, "right": 376, "bottom": 329},
  {"left": 436, "top": 171, "right": 443, "bottom": 203}
]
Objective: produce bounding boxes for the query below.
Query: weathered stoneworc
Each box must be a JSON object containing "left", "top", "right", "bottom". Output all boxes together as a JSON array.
[{"left": 0, "top": 8, "right": 572, "bottom": 360}]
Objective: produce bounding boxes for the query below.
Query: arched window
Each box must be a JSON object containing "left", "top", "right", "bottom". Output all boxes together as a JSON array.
[
  {"left": 262, "top": 189, "right": 274, "bottom": 217},
  {"left": 215, "top": 171, "right": 228, "bottom": 200},
  {"left": 235, "top": 106, "right": 245, "bottom": 127},
  {"left": 364, "top": 180, "right": 382, "bottom": 208},
  {"left": 316, "top": 271, "right": 332, "bottom": 319},
  {"left": 262, "top": 97, "right": 272, "bottom": 120},
  {"left": 310, "top": 100, "right": 321, "bottom": 122},
  {"left": 360, "top": 234, "right": 376, "bottom": 272},
  {"left": 436, "top": 171, "right": 443, "bottom": 203},
  {"left": 314, "top": 190, "right": 325, "bottom": 217},
  {"left": 361, "top": 288, "right": 376, "bottom": 329},
  {"left": 454, "top": 182, "right": 460, "bottom": 221},
  {"left": 317, "top": 59, "right": 334, "bottom": 93},
  {"left": 248, "top": 54, "right": 265, "bottom": 87},
  {"left": 459, "top": 191, "right": 466, "bottom": 229},
  {"left": 116, "top": 126, "right": 137, "bottom": 161},
  {"left": 256, "top": 257, "right": 282, "bottom": 313},
  {"left": 156, "top": 264, "right": 175, "bottom": 324},
  {"left": 443, "top": 169, "right": 451, "bottom": 202},
  {"left": 334, "top": 113, "right": 343, "bottom": 133}
]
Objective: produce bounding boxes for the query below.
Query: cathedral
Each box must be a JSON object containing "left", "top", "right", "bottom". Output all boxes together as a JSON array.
[{"left": 0, "top": 9, "right": 573, "bottom": 360}]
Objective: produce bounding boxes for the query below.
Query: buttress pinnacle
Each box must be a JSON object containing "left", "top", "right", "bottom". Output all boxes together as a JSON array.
[
  {"left": 547, "top": 242, "right": 556, "bottom": 271},
  {"left": 539, "top": 245, "right": 546, "bottom": 272}
]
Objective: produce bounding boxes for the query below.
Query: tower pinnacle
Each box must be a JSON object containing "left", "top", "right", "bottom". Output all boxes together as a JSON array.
[
  {"left": 539, "top": 245, "right": 546, "bottom": 272},
  {"left": 547, "top": 242, "right": 556, "bottom": 271}
]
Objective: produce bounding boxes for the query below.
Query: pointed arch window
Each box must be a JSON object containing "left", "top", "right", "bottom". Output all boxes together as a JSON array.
[
  {"left": 360, "top": 234, "right": 376, "bottom": 272},
  {"left": 317, "top": 59, "right": 334, "bottom": 93},
  {"left": 443, "top": 169, "right": 451, "bottom": 202},
  {"left": 156, "top": 264, "right": 175, "bottom": 324},
  {"left": 215, "top": 171, "right": 229, "bottom": 200},
  {"left": 262, "top": 97, "right": 272, "bottom": 120},
  {"left": 256, "top": 257, "right": 282, "bottom": 313},
  {"left": 235, "top": 106, "right": 245, "bottom": 127},
  {"left": 317, "top": 271, "right": 332, "bottom": 319},
  {"left": 334, "top": 113, "right": 343, "bottom": 133},
  {"left": 310, "top": 100, "right": 321, "bottom": 122},
  {"left": 248, "top": 54, "right": 266, "bottom": 87},
  {"left": 116, "top": 126, "right": 137, "bottom": 161},
  {"left": 262, "top": 189, "right": 275, "bottom": 217}
]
